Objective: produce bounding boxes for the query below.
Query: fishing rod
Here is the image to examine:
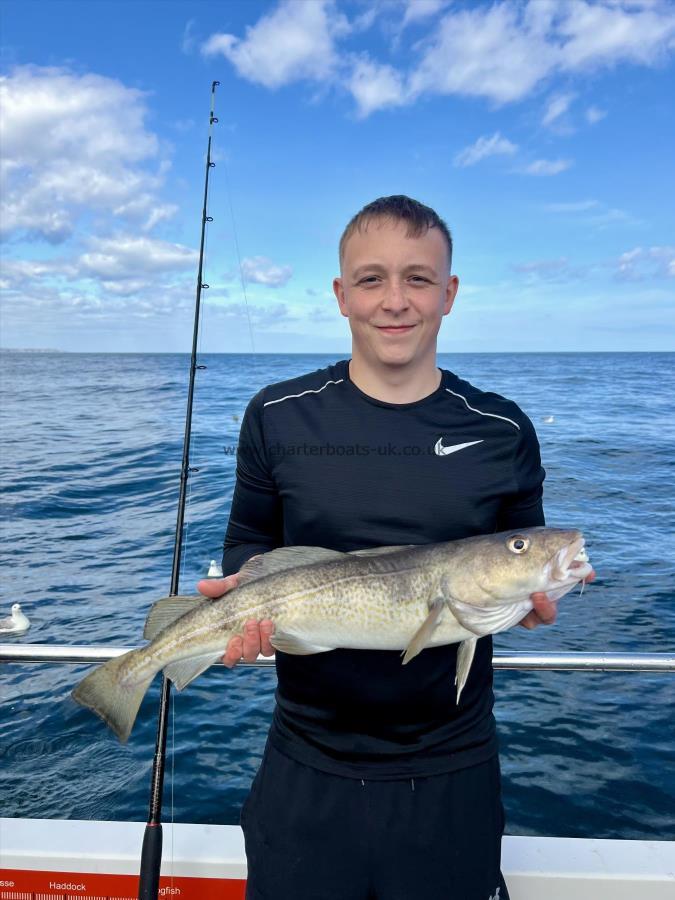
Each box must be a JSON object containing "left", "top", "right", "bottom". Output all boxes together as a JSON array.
[{"left": 138, "top": 79, "right": 220, "bottom": 900}]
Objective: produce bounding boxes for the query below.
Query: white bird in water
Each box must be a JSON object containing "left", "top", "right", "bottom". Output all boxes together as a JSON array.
[
  {"left": 207, "top": 559, "right": 223, "bottom": 578},
  {"left": 0, "top": 603, "right": 31, "bottom": 635},
  {"left": 542, "top": 415, "right": 555, "bottom": 424}
]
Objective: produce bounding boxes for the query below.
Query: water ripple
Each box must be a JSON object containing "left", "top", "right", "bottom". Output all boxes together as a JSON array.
[{"left": 1, "top": 351, "right": 673, "bottom": 837}]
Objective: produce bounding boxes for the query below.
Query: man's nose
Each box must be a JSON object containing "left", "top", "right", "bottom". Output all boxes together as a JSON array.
[{"left": 381, "top": 279, "right": 409, "bottom": 311}]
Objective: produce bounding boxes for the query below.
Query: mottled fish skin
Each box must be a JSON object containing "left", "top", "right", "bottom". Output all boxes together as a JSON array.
[{"left": 72, "top": 526, "right": 592, "bottom": 741}]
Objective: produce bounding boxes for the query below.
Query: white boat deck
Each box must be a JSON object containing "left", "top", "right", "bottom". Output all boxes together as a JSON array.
[{"left": 1, "top": 818, "right": 674, "bottom": 899}]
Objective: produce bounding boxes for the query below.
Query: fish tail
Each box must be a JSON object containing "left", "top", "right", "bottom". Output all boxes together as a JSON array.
[{"left": 71, "top": 649, "right": 156, "bottom": 743}]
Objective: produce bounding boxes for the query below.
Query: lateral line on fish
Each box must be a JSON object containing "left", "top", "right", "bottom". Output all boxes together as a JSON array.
[{"left": 143, "top": 566, "right": 428, "bottom": 664}]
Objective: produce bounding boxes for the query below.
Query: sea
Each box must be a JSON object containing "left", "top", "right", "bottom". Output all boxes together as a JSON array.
[{"left": 1, "top": 351, "right": 673, "bottom": 840}]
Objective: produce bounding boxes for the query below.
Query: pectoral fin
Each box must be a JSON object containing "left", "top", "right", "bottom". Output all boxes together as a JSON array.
[
  {"left": 401, "top": 598, "right": 444, "bottom": 665},
  {"left": 455, "top": 638, "right": 477, "bottom": 704},
  {"left": 269, "top": 631, "right": 334, "bottom": 655},
  {"left": 446, "top": 596, "right": 529, "bottom": 637}
]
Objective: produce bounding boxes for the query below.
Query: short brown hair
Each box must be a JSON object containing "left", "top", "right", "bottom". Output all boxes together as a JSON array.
[{"left": 339, "top": 195, "right": 453, "bottom": 271}]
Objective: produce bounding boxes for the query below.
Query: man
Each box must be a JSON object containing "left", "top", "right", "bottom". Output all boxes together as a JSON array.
[{"left": 198, "top": 196, "right": 593, "bottom": 900}]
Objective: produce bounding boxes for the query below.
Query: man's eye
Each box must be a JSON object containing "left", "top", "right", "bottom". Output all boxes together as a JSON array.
[
  {"left": 409, "top": 276, "right": 430, "bottom": 284},
  {"left": 358, "top": 276, "right": 379, "bottom": 285}
]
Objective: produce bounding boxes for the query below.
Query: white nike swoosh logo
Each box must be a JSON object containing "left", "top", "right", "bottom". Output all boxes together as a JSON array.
[{"left": 434, "top": 438, "right": 484, "bottom": 457}]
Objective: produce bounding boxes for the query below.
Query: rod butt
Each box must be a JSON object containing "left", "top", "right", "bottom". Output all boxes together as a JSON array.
[{"left": 138, "top": 823, "right": 162, "bottom": 900}]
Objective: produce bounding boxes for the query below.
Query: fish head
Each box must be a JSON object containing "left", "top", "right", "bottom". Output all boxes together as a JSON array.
[
  {"left": 444, "top": 527, "right": 593, "bottom": 606},
  {"left": 439, "top": 527, "right": 592, "bottom": 637}
]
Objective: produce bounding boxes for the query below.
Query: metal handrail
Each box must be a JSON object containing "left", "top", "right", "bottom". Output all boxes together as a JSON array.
[{"left": 1, "top": 643, "right": 674, "bottom": 672}]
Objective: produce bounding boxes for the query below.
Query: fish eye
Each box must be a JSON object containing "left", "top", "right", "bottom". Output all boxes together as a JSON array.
[{"left": 507, "top": 535, "right": 530, "bottom": 554}]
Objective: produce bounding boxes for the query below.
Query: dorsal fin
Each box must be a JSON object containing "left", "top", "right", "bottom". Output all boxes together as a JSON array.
[
  {"left": 143, "top": 595, "right": 206, "bottom": 640},
  {"left": 238, "top": 546, "right": 346, "bottom": 585},
  {"left": 349, "top": 544, "right": 413, "bottom": 557}
]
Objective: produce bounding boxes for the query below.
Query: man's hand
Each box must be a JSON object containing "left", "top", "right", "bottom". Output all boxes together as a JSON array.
[
  {"left": 519, "top": 569, "right": 596, "bottom": 630},
  {"left": 196, "top": 573, "right": 275, "bottom": 668}
]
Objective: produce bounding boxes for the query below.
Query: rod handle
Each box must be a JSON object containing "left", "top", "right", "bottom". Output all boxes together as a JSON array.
[{"left": 138, "top": 823, "right": 162, "bottom": 900}]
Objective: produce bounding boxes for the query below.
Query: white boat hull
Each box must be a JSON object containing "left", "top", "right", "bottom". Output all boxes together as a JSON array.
[{"left": 1, "top": 818, "right": 674, "bottom": 899}]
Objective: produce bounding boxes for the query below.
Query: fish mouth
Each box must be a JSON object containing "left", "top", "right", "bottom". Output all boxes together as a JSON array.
[{"left": 552, "top": 535, "right": 592, "bottom": 581}]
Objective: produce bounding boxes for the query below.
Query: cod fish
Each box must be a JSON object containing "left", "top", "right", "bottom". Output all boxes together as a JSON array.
[{"left": 72, "top": 526, "right": 592, "bottom": 742}]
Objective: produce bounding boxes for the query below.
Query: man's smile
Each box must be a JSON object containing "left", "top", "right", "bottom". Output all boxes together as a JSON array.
[{"left": 375, "top": 324, "right": 418, "bottom": 334}]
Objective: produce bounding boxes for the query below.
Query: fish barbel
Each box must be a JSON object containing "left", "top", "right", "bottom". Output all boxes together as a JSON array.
[{"left": 72, "top": 526, "right": 592, "bottom": 742}]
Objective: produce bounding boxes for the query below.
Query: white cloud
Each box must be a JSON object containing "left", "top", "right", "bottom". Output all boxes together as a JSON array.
[
  {"left": 203, "top": 1, "right": 675, "bottom": 118},
  {"left": 1, "top": 235, "right": 197, "bottom": 307},
  {"left": 542, "top": 92, "right": 575, "bottom": 127},
  {"left": 544, "top": 198, "right": 640, "bottom": 227},
  {"left": 616, "top": 247, "right": 643, "bottom": 278},
  {"left": 522, "top": 158, "right": 573, "bottom": 176},
  {"left": 588, "top": 206, "right": 638, "bottom": 227},
  {"left": 409, "top": 1, "right": 674, "bottom": 109},
  {"left": 586, "top": 105, "right": 607, "bottom": 124},
  {"left": 215, "top": 300, "right": 292, "bottom": 325},
  {"left": 558, "top": 0, "right": 675, "bottom": 71},
  {"left": 512, "top": 245, "right": 675, "bottom": 286},
  {"left": 401, "top": 0, "right": 448, "bottom": 28},
  {"left": 453, "top": 132, "right": 518, "bottom": 167},
  {"left": 351, "top": 7, "right": 379, "bottom": 33},
  {"left": 3, "top": 287, "right": 196, "bottom": 328},
  {"left": 615, "top": 245, "right": 675, "bottom": 280},
  {"left": 0, "top": 66, "right": 173, "bottom": 242},
  {"left": 172, "top": 118, "right": 196, "bottom": 133},
  {"left": 0, "top": 258, "right": 75, "bottom": 284},
  {"left": 545, "top": 199, "right": 599, "bottom": 213},
  {"left": 240, "top": 256, "right": 293, "bottom": 287},
  {"left": 181, "top": 19, "right": 196, "bottom": 54},
  {"left": 77, "top": 236, "right": 197, "bottom": 280},
  {"left": 348, "top": 57, "right": 406, "bottom": 117},
  {"left": 201, "top": 0, "right": 349, "bottom": 89},
  {"left": 409, "top": 3, "right": 555, "bottom": 105},
  {"left": 512, "top": 257, "right": 588, "bottom": 283}
]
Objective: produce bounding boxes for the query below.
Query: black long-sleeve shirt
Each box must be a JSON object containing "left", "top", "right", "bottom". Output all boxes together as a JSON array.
[{"left": 222, "top": 359, "right": 545, "bottom": 779}]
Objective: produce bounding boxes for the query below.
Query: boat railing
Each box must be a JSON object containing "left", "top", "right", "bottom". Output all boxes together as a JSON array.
[{"left": 1, "top": 643, "right": 674, "bottom": 671}]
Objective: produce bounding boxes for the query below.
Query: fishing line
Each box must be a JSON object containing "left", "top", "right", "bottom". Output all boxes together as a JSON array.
[
  {"left": 199, "top": 210, "right": 210, "bottom": 352},
  {"left": 222, "top": 155, "right": 256, "bottom": 352},
  {"left": 179, "top": 468, "right": 195, "bottom": 587},
  {"left": 170, "top": 689, "right": 176, "bottom": 890}
]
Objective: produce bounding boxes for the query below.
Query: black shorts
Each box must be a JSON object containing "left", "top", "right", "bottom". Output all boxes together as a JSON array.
[{"left": 241, "top": 742, "right": 510, "bottom": 900}]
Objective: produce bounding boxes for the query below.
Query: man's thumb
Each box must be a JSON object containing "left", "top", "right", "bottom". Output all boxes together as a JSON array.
[{"left": 197, "top": 574, "right": 239, "bottom": 599}]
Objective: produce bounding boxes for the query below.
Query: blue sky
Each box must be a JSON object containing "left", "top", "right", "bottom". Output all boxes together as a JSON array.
[{"left": 1, "top": 0, "right": 674, "bottom": 352}]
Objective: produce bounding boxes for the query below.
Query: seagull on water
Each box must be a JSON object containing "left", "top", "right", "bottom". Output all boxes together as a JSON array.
[{"left": 0, "top": 603, "right": 31, "bottom": 635}]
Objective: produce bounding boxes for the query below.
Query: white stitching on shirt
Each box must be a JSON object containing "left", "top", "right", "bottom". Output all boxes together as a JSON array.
[
  {"left": 444, "top": 388, "right": 520, "bottom": 431},
  {"left": 263, "top": 379, "right": 344, "bottom": 407}
]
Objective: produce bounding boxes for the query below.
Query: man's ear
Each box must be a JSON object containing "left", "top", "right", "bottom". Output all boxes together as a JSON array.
[
  {"left": 333, "top": 276, "right": 349, "bottom": 318},
  {"left": 443, "top": 275, "right": 459, "bottom": 316}
]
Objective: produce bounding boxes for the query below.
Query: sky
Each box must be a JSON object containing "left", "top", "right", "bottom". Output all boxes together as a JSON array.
[{"left": 1, "top": 0, "right": 674, "bottom": 353}]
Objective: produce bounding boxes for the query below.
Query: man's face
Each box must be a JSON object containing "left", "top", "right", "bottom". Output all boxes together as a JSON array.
[{"left": 333, "top": 218, "right": 458, "bottom": 373}]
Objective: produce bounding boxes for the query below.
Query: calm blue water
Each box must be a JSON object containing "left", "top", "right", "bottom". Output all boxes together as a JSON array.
[{"left": 1, "top": 351, "right": 673, "bottom": 839}]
